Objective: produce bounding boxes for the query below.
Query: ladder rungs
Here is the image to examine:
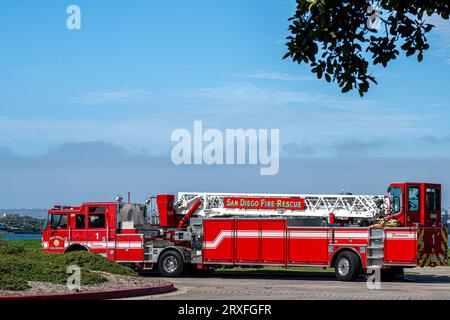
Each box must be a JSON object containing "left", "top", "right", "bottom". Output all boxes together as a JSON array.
[{"left": 178, "top": 192, "right": 386, "bottom": 219}]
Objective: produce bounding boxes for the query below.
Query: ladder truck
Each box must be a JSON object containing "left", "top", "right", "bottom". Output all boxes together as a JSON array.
[{"left": 42, "top": 182, "right": 448, "bottom": 281}]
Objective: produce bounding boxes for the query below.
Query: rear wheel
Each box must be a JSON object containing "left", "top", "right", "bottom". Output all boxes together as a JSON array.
[
  {"left": 186, "top": 264, "right": 211, "bottom": 277},
  {"left": 334, "top": 251, "right": 361, "bottom": 281},
  {"left": 381, "top": 267, "right": 404, "bottom": 281},
  {"left": 158, "top": 250, "right": 184, "bottom": 277},
  {"left": 392, "top": 267, "right": 405, "bottom": 280}
]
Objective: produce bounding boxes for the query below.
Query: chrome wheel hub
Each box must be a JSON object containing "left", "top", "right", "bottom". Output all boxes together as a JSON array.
[
  {"left": 163, "top": 256, "right": 178, "bottom": 273},
  {"left": 338, "top": 258, "right": 350, "bottom": 276}
]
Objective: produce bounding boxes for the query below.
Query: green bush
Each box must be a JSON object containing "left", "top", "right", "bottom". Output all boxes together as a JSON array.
[
  {"left": 0, "top": 240, "right": 137, "bottom": 291},
  {"left": 0, "top": 241, "right": 25, "bottom": 255},
  {"left": 55, "top": 251, "right": 136, "bottom": 276},
  {"left": 9, "top": 239, "right": 42, "bottom": 249},
  {"left": 0, "top": 275, "right": 30, "bottom": 291}
]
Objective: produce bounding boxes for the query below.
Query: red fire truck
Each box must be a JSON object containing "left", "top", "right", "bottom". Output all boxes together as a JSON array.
[{"left": 42, "top": 182, "right": 448, "bottom": 281}]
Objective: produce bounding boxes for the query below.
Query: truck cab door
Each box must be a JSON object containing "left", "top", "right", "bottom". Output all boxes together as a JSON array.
[
  {"left": 406, "top": 183, "right": 421, "bottom": 225},
  {"left": 48, "top": 213, "right": 69, "bottom": 252},
  {"left": 69, "top": 213, "right": 87, "bottom": 243},
  {"left": 423, "top": 184, "right": 441, "bottom": 227},
  {"left": 417, "top": 184, "right": 447, "bottom": 266},
  {"left": 86, "top": 206, "right": 108, "bottom": 255}
]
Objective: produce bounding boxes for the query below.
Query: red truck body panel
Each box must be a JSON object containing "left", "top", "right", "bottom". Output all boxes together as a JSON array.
[{"left": 202, "top": 218, "right": 422, "bottom": 268}]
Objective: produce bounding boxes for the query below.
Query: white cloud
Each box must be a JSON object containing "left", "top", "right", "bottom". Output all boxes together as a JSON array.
[
  {"left": 428, "top": 16, "right": 450, "bottom": 64},
  {"left": 426, "top": 102, "right": 450, "bottom": 108},
  {"left": 179, "top": 83, "right": 375, "bottom": 112},
  {"left": 0, "top": 80, "right": 434, "bottom": 158},
  {"left": 0, "top": 116, "right": 169, "bottom": 155},
  {"left": 234, "top": 71, "right": 314, "bottom": 81},
  {"left": 1, "top": 143, "right": 450, "bottom": 208},
  {"left": 69, "top": 89, "right": 153, "bottom": 105},
  {"left": 10, "top": 69, "right": 31, "bottom": 76}
]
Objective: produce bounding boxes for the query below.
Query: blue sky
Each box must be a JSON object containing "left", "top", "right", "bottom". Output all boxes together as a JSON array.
[{"left": 1, "top": 1, "right": 450, "bottom": 207}]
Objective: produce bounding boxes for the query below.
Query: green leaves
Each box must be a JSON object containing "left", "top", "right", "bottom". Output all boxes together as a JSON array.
[{"left": 284, "top": 0, "right": 449, "bottom": 96}]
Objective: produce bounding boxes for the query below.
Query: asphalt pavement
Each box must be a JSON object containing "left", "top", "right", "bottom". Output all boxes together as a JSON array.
[{"left": 131, "top": 267, "right": 450, "bottom": 300}]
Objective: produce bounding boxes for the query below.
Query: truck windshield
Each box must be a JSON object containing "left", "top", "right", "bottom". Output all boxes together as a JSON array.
[
  {"left": 43, "top": 215, "right": 49, "bottom": 231},
  {"left": 389, "top": 187, "right": 402, "bottom": 214},
  {"left": 50, "top": 214, "right": 67, "bottom": 229}
]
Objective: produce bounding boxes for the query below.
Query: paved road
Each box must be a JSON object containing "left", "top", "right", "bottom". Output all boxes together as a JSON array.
[{"left": 132, "top": 267, "right": 450, "bottom": 300}]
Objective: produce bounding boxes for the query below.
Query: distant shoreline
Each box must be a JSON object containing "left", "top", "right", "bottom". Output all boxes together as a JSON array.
[{"left": 0, "top": 232, "right": 42, "bottom": 240}]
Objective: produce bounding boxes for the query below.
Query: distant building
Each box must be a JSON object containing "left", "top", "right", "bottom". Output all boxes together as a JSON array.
[{"left": 442, "top": 208, "right": 450, "bottom": 227}]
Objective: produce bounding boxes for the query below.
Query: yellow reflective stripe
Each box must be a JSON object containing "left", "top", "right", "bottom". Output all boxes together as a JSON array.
[
  {"left": 421, "top": 253, "right": 427, "bottom": 267},
  {"left": 436, "top": 254, "right": 442, "bottom": 266},
  {"left": 418, "top": 229, "right": 425, "bottom": 251},
  {"left": 441, "top": 228, "right": 448, "bottom": 244},
  {"left": 425, "top": 254, "right": 431, "bottom": 267}
]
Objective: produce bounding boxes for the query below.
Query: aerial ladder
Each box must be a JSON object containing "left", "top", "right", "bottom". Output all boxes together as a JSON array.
[{"left": 175, "top": 192, "right": 390, "bottom": 224}]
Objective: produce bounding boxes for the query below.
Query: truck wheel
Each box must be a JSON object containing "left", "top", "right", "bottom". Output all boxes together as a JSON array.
[
  {"left": 381, "top": 267, "right": 404, "bottom": 282},
  {"left": 186, "top": 264, "right": 210, "bottom": 277},
  {"left": 158, "top": 250, "right": 184, "bottom": 277},
  {"left": 334, "top": 251, "right": 361, "bottom": 281},
  {"left": 392, "top": 267, "right": 404, "bottom": 280}
]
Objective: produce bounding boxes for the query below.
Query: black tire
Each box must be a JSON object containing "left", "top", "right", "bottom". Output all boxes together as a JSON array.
[
  {"left": 186, "top": 264, "right": 210, "bottom": 277},
  {"left": 381, "top": 267, "right": 404, "bottom": 282},
  {"left": 158, "top": 250, "right": 184, "bottom": 277},
  {"left": 392, "top": 267, "right": 404, "bottom": 280},
  {"left": 334, "top": 251, "right": 361, "bottom": 281},
  {"left": 380, "top": 268, "right": 394, "bottom": 281}
]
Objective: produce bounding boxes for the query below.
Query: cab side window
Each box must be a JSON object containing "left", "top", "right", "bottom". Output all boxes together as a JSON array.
[
  {"left": 426, "top": 188, "right": 440, "bottom": 211},
  {"left": 408, "top": 187, "right": 420, "bottom": 212},
  {"left": 75, "top": 214, "right": 85, "bottom": 229},
  {"left": 88, "top": 206, "right": 106, "bottom": 228}
]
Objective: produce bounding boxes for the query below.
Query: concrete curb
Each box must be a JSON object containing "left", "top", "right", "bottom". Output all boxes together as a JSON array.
[{"left": 0, "top": 282, "right": 176, "bottom": 300}]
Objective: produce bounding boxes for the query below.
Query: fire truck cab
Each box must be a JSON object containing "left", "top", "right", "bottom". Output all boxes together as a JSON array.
[
  {"left": 43, "top": 201, "right": 151, "bottom": 263},
  {"left": 42, "top": 182, "right": 448, "bottom": 281}
]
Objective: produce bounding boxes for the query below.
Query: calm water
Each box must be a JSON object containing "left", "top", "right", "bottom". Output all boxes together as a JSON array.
[{"left": 0, "top": 232, "right": 42, "bottom": 240}]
